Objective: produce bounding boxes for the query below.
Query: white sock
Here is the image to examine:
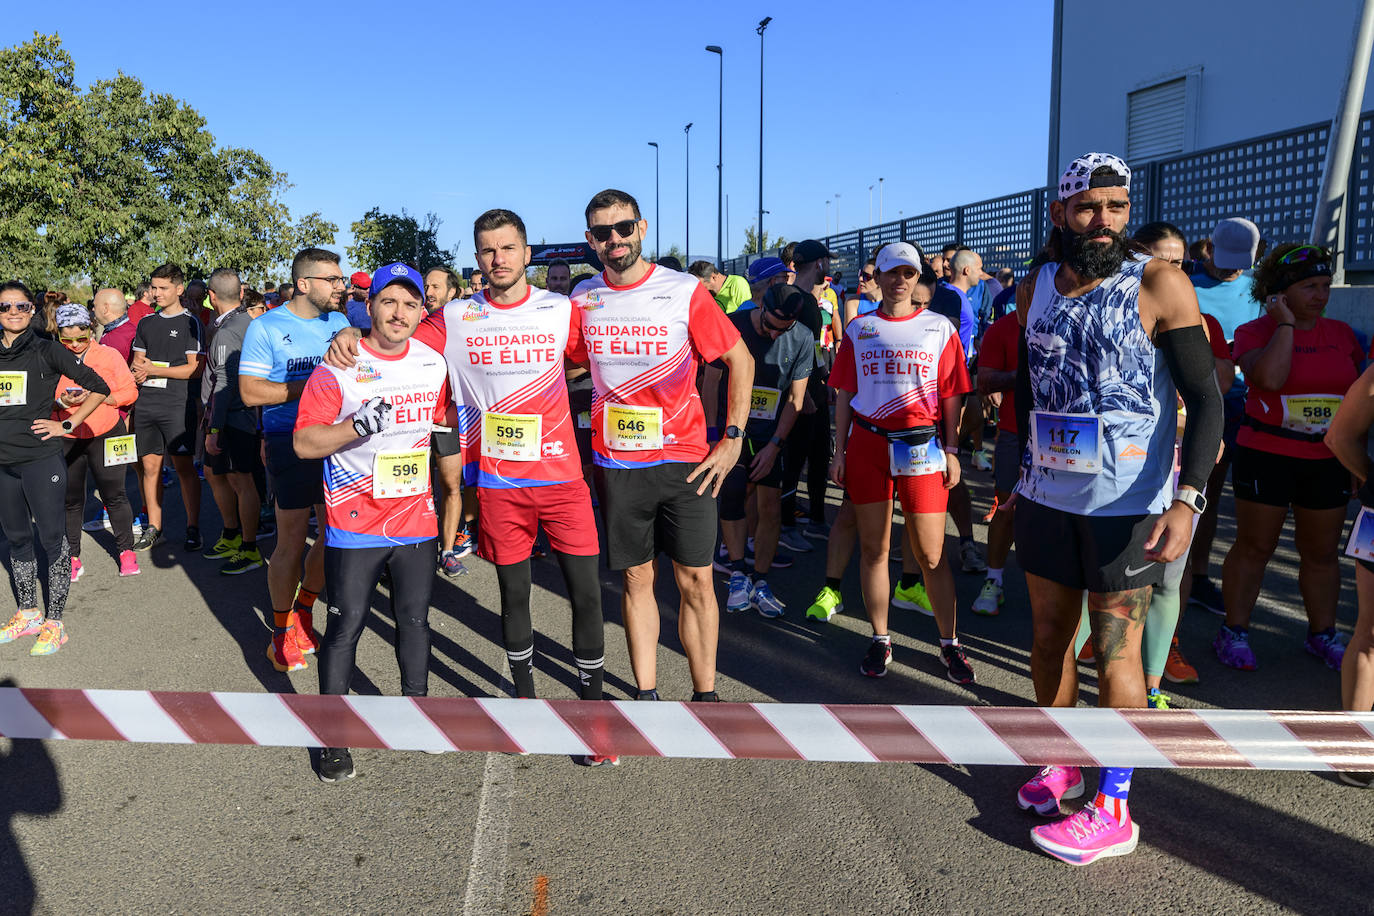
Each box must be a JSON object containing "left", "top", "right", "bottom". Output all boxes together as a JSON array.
[
  {"left": 940, "top": 637, "right": 959, "bottom": 648},
  {"left": 987, "top": 567, "right": 1004, "bottom": 586}
]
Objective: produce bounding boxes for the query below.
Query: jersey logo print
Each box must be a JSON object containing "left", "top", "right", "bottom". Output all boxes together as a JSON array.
[
  {"left": 1119, "top": 444, "right": 1148, "bottom": 459},
  {"left": 488, "top": 362, "right": 565, "bottom": 415},
  {"left": 169, "top": 329, "right": 178, "bottom": 338},
  {"left": 872, "top": 377, "right": 939, "bottom": 420}
]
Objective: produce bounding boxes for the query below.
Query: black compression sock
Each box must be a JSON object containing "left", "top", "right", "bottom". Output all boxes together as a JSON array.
[
  {"left": 730, "top": 557, "right": 749, "bottom": 575},
  {"left": 222, "top": 527, "right": 241, "bottom": 540},
  {"left": 899, "top": 572, "right": 922, "bottom": 590},
  {"left": 825, "top": 576, "right": 842, "bottom": 591},
  {"left": 507, "top": 644, "right": 536, "bottom": 698}
]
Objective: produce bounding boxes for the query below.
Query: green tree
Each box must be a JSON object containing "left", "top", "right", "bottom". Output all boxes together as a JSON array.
[
  {"left": 347, "top": 208, "right": 454, "bottom": 272},
  {"left": 0, "top": 33, "right": 335, "bottom": 291},
  {"left": 739, "top": 227, "right": 786, "bottom": 257}
]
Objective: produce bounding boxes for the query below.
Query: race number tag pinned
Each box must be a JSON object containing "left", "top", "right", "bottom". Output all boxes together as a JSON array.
[
  {"left": 1345, "top": 506, "right": 1374, "bottom": 561},
  {"left": 481, "top": 412, "right": 541, "bottom": 461},
  {"left": 605, "top": 403, "right": 663, "bottom": 450},
  {"left": 142, "top": 360, "right": 170, "bottom": 389},
  {"left": 889, "top": 437, "right": 946, "bottom": 477},
  {"left": 0, "top": 371, "right": 26, "bottom": 406},
  {"left": 1281, "top": 395, "right": 1342, "bottom": 435},
  {"left": 1030, "top": 411, "right": 1102, "bottom": 474},
  {"left": 373, "top": 449, "right": 428, "bottom": 499},
  {"left": 103, "top": 434, "right": 137, "bottom": 467},
  {"left": 749, "top": 387, "right": 781, "bottom": 420}
]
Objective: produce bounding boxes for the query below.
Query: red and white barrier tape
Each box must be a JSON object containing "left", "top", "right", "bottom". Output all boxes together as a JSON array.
[{"left": 2, "top": 688, "right": 1372, "bottom": 770}]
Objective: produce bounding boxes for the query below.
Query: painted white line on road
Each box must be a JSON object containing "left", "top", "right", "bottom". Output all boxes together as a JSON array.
[{"left": 461, "top": 752, "right": 515, "bottom": 916}]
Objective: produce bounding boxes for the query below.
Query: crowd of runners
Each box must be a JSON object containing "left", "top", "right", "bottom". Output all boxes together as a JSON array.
[{"left": 1, "top": 151, "right": 1371, "bottom": 865}]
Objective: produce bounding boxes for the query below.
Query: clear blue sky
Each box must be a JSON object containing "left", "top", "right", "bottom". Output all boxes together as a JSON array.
[{"left": 16, "top": 0, "right": 1052, "bottom": 271}]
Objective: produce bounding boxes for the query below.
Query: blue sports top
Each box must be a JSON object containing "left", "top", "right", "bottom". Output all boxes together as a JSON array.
[{"left": 239, "top": 305, "right": 350, "bottom": 435}]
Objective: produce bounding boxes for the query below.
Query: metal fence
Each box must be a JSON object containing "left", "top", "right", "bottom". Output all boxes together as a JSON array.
[{"left": 722, "top": 111, "right": 1372, "bottom": 282}]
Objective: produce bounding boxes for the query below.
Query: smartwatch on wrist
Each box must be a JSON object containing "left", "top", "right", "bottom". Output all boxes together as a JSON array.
[
  {"left": 770, "top": 435, "right": 785, "bottom": 448},
  {"left": 724, "top": 425, "right": 744, "bottom": 440},
  {"left": 943, "top": 445, "right": 959, "bottom": 455},
  {"left": 60, "top": 420, "right": 74, "bottom": 433},
  {"left": 1174, "top": 489, "right": 1207, "bottom": 515}
]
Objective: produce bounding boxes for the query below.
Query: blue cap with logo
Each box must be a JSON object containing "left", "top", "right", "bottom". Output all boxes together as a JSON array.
[
  {"left": 746, "top": 257, "right": 789, "bottom": 284},
  {"left": 371, "top": 262, "right": 424, "bottom": 298}
]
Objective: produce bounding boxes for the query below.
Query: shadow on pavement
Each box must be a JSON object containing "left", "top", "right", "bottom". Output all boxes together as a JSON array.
[{"left": 0, "top": 678, "right": 63, "bottom": 916}]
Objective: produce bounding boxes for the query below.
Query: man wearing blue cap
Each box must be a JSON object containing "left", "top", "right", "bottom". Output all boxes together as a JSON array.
[
  {"left": 738, "top": 257, "right": 790, "bottom": 313},
  {"left": 295, "top": 262, "right": 450, "bottom": 782}
]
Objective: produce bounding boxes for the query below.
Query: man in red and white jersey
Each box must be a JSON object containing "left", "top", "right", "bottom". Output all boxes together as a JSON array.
[
  {"left": 324, "top": 213, "right": 614, "bottom": 755},
  {"left": 569, "top": 188, "right": 754, "bottom": 703},
  {"left": 294, "top": 262, "right": 449, "bottom": 783}
]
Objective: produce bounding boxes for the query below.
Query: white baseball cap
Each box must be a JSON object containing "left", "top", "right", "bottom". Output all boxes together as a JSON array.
[
  {"left": 875, "top": 242, "right": 924, "bottom": 272},
  {"left": 1210, "top": 217, "right": 1260, "bottom": 270}
]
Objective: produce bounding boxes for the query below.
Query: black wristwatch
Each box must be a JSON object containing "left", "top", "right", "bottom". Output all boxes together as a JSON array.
[
  {"left": 724, "top": 425, "right": 744, "bottom": 440},
  {"left": 60, "top": 419, "right": 74, "bottom": 433},
  {"left": 769, "top": 435, "right": 785, "bottom": 448}
]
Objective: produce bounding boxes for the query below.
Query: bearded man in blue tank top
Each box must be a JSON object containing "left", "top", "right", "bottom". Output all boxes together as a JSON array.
[{"left": 1007, "top": 153, "right": 1224, "bottom": 865}]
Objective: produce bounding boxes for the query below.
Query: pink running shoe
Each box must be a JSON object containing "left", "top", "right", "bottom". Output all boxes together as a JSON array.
[
  {"left": 118, "top": 550, "right": 141, "bottom": 577},
  {"left": 70, "top": 558, "right": 83, "bottom": 582},
  {"left": 1030, "top": 804, "right": 1140, "bottom": 865},
  {"left": 1016, "top": 765, "right": 1085, "bottom": 816}
]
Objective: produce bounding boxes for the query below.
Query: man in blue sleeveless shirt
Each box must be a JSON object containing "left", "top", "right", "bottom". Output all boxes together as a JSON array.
[{"left": 1010, "top": 153, "right": 1223, "bottom": 865}]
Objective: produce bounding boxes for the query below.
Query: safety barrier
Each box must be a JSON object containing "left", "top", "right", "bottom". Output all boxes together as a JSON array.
[{"left": 3, "top": 688, "right": 1372, "bottom": 770}]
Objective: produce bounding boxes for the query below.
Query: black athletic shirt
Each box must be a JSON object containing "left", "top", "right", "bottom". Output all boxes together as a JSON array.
[
  {"left": 132, "top": 309, "right": 202, "bottom": 407},
  {"left": 0, "top": 328, "right": 111, "bottom": 465},
  {"left": 716, "top": 309, "right": 817, "bottom": 441}
]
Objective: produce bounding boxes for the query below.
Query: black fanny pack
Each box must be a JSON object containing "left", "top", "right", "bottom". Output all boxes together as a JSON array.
[
  {"left": 853, "top": 415, "right": 937, "bottom": 445},
  {"left": 1242, "top": 414, "right": 1326, "bottom": 443}
]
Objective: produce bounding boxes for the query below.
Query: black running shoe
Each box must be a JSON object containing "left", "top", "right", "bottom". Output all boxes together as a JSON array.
[
  {"left": 318, "top": 747, "right": 355, "bottom": 783},
  {"left": 769, "top": 550, "right": 795, "bottom": 570},
  {"left": 690, "top": 691, "right": 721, "bottom": 702},
  {"left": 942, "top": 644, "right": 976, "bottom": 685},
  {"left": 133, "top": 525, "right": 163, "bottom": 552},
  {"left": 860, "top": 639, "right": 892, "bottom": 677},
  {"left": 1189, "top": 577, "right": 1225, "bottom": 616},
  {"left": 183, "top": 525, "right": 203, "bottom": 552},
  {"left": 635, "top": 689, "right": 660, "bottom": 701}
]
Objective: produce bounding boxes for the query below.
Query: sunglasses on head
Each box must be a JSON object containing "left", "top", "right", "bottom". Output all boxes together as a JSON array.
[
  {"left": 0, "top": 301, "right": 34, "bottom": 314},
  {"left": 588, "top": 220, "right": 638, "bottom": 243},
  {"left": 1277, "top": 244, "right": 1329, "bottom": 265},
  {"left": 59, "top": 333, "right": 91, "bottom": 345}
]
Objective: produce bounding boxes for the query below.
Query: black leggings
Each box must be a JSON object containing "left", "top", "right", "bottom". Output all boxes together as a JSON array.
[
  {"left": 64, "top": 419, "right": 136, "bottom": 555},
  {"left": 496, "top": 551, "right": 604, "bottom": 699},
  {"left": 0, "top": 453, "right": 70, "bottom": 620},
  {"left": 318, "top": 539, "right": 435, "bottom": 698}
]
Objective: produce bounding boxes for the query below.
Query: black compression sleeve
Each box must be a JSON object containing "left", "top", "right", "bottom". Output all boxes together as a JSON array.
[
  {"left": 1016, "top": 327, "right": 1032, "bottom": 461},
  {"left": 1158, "top": 324, "right": 1223, "bottom": 494}
]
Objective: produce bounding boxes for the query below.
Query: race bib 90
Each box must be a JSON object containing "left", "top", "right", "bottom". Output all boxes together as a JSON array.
[{"left": 889, "top": 437, "right": 946, "bottom": 477}]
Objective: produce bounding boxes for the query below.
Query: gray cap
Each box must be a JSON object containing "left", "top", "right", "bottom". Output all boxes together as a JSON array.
[{"left": 1211, "top": 217, "right": 1260, "bottom": 270}]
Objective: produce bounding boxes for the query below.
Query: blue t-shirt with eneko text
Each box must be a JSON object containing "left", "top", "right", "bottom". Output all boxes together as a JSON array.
[{"left": 239, "top": 305, "right": 350, "bottom": 435}]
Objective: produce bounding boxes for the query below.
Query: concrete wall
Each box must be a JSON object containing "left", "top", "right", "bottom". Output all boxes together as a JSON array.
[
  {"left": 1055, "top": 0, "right": 1370, "bottom": 169},
  {"left": 1328, "top": 285, "right": 1374, "bottom": 349}
]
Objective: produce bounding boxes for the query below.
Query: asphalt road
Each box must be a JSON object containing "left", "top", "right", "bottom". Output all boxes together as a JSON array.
[{"left": 1, "top": 467, "right": 1371, "bottom": 915}]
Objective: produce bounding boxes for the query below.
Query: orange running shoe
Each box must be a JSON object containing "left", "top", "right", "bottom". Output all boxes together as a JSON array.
[
  {"left": 1163, "top": 636, "right": 1199, "bottom": 684},
  {"left": 293, "top": 610, "right": 319, "bottom": 656},
  {"left": 268, "top": 628, "right": 308, "bottom": 672}
]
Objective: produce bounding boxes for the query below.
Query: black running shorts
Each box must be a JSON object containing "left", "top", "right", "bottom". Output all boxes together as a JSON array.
[
  {"left": 1014, "top": 498, "right": 1165, "bottom": 592},
  {"left": 601, "top": 462, "right": 717, "bottom": 570}
]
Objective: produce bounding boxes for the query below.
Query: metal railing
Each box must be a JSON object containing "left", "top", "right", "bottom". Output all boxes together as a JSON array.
[{"left": 721, "top": 111, "right": 1372, "bottom": 282}]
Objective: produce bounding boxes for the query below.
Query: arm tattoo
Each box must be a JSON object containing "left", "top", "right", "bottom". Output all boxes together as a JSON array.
[{"left": 1088, "top": 587, "right": 1152, "bottom": 666}]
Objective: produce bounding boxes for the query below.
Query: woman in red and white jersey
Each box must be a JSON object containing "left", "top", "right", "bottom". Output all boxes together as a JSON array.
[{"left": 829, "top": 242, "right": 975, "bottom": 684}]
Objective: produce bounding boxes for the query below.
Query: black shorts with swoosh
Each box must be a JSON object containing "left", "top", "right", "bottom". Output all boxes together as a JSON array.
[{"left": 1014, "top": 498, "right": 1165, "bottom": 592}]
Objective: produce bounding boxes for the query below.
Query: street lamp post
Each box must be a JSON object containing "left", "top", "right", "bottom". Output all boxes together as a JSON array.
[
  {"left": 835, "top": 193, "right": 841, "bottom": 235},
  {"left": 706, "top": 45, "right": 724, "bottom": 266},
  {"left": 879, "top": 177, "right": 884, "bottom": 223},
  {"left": 756, "top": 16, "right": 771, "bottom": 253},
  {"left": 868, "top": 185, "right": 874, "bottom": 226},
  {"left": 684, "top": 122, "right": 693, "bottom": 260},
  {"left": 826, "top": 199, "right": 831, "bottom": 236},
  {"left": 647, "top": 142, "right": 660, "bottom": 260}
]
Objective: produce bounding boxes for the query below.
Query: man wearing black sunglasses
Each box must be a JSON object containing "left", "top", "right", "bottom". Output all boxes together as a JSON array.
[{"left": 572, "top": 188, "right": 755, "bottom": 703}]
